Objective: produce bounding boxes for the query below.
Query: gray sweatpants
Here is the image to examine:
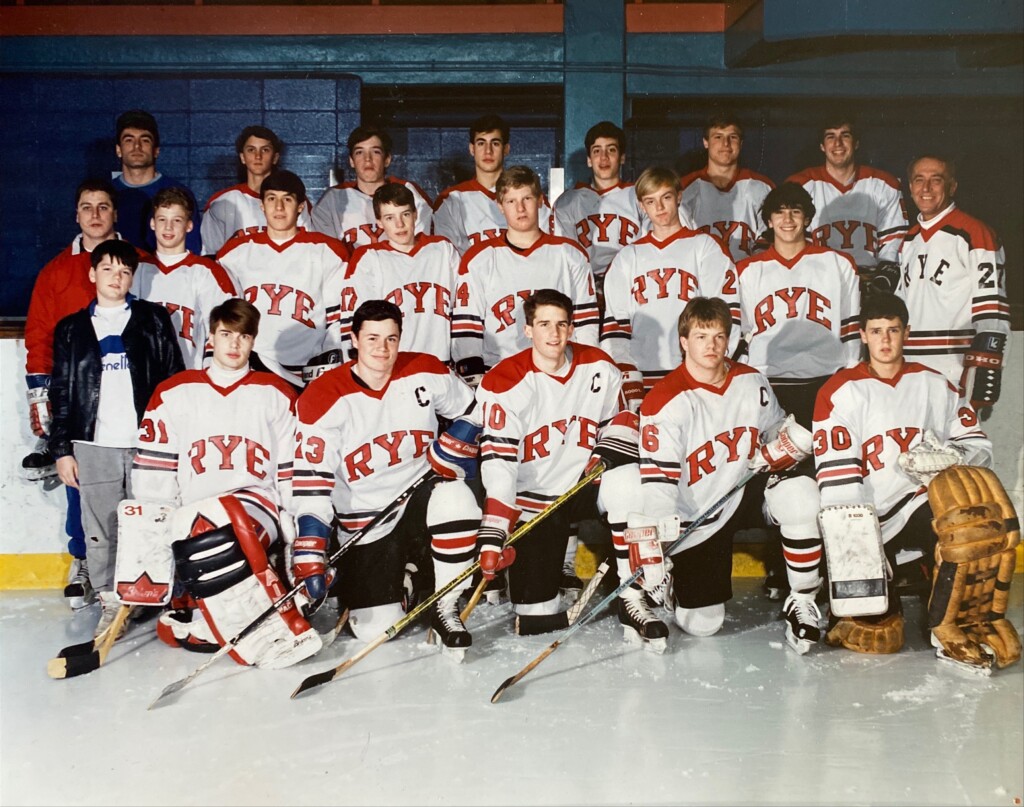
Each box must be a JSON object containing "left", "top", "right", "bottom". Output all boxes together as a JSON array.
[{"left": 73, "top": 442, "right": 136, "bottom": 593}]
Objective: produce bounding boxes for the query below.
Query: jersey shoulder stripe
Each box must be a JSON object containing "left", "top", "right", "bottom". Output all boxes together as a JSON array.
[
  {"left": 204, "top": 183, "right": 254, "bottom": 211},
  {"left": 855, "top": 165, "right": 902, "bottom": 190},
  {"left": 293, "top": 230, "right": 352, "bottom": 261},
  {"left": 481, "top": 349, "right": 536, "bottom": 395},
  {"left": 434, "top": 179, "right": 492, "bottom": 207},
  {"left": 147, "top": 369, "right": 209, "bottom": 408}
]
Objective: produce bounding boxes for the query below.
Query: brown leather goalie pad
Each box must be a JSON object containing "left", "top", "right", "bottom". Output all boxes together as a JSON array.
[
  {"left": 927, "top": 466, "right": 1021, "bottom": 669},
  {"left": 825, "top": 612, "right": 905, "bottom": 654}
]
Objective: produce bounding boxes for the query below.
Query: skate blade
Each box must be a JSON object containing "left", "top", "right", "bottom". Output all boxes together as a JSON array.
[
  {"left": 439, "top": 645, "right": 467, "bottom": 664},
  {"left": 786, "top": 635, "right": 813, "bottom": 655},
  {"left": 622, "top": 627, "right": 668, "bottom": 654},
  {"left": 484, "top": 590, "right": 507, "bottom": 606},
  {"left": 934, "top": 648, "right": 993, "bottom": 676}
]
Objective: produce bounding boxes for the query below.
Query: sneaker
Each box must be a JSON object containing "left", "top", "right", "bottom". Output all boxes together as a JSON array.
[
  {"left": 94, "top": 592, "right": 127, "bottom": 641},
  {"left": 559, "top": 564, "right": 584, "bottom": 604},
  {"left": 428, "top": 594, "right": 472, "bottom": 662},
  {"left": 618, "top": 585, "right": 669, "bottom": 653},
  {"left": 783, "top": 589, "right": 823, "bottom": 655},
  {"left": 64, "top": 557, "right": 96, "bottom": 611}
]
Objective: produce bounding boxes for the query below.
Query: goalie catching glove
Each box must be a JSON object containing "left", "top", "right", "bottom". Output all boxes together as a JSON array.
[
  {"left": 748, "top": 414, "right": 813, "bottom": 474},
  {"left": 426, "top": 418, "right": 481, "bottom": 480},
  {"left": 478, "top": 498, "right": 519, "bottom": 581},
  {"left": 897, "top": 430, "right": 965, "bottom": 486}
]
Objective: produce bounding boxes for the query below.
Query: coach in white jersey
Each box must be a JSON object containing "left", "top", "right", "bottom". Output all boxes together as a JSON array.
[
  {"left": 129, "top": 187, "right": 236, "bottom": 369},
  {"left": 292, "top": 300, "right": 483, "bottom": 658},
  {"left": 786, "top": 114, "right": 908, "bottom": 277},
  {"left": 679, "top": 111, "right": 774, "bottom": 264},
  {"left": 552, "top": 121, "right": 646, "bottom": 294},
  {"left": 217, "top": 170, "right": 349, "bottom": 390},
  {"left": 311, "top": 125, "right": 433, "bottom": 250},
  {"left": 128, "top": 298, "right": 322, "bottom": 667},
  {"left": 812, "top": 292, "right": 998, "bottom": 661},
  {"left": 340, "top": 183, "right": 459, "bottom": 363},
  {"left": 602, "top": 166, "right": 738, "bottom": 396},
  {"left": 735, "top": 181, "right": 860, "bottom": 607},
  {"left": 451, "top": 165, "right": 599, "bottom": 378},
  {"left": 474, "top": 289, "right": 645, "bottom": 639},
  {"left": 433, "top": 114, "right": 552, "bottom": 255},
  {"left": 897, "top": 154, "right": 1010, "bottom": 420},
  {"left": 201, "top": 125, "right": 313, "bottom": 256}
]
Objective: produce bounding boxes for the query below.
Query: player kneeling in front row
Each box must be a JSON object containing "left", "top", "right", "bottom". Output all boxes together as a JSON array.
[
  {"left": 812, "top": 293, "right": 1018, "bottom": 670},
  {"left": 118, "top": 299, "right": 322, "bottom": 668},
  {"left": 625, "top": 297, "right": 814, "bottom": 651},
  {"left": 292, "top": 300, "right": 482, "bottom": 661},
  {"left": 473, "top": 290, "right": 647, "bottom": 646}
]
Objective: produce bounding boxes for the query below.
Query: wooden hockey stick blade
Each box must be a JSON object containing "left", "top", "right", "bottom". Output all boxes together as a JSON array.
[
  {"left": 491, "top": 641, "right": 561, "bottom": 703},
  {"left": 291, "top": 632, "right": 388, "bottom": 698},
  {"left": 47, "top": 605, "right": 133, "bottom": 680},
  {"left": 514, "top": 561, "right": 611, "bottom": 635}
]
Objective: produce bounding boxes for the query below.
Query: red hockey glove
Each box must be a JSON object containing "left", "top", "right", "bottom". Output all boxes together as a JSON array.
[
  {"left": 26, "top": 375, "right": 51, "bottom": 437},
  {"left": 478, "top": 498, "right": 521, "bottom": 580},
  {"left": 616, "top": 363, "right": 645, "bottom": 414},
  {"left": 426, "top": 418, "right": 481, "bottom": 480},
  {"left": 292, "top": 534, "right": 329, "bottom": 601}
]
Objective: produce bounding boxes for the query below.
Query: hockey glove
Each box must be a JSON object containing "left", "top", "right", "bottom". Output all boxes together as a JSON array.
[
  {"left": 292, "top": 516, "right": 332, "bottom": 601},
  {"left": 427, "top": 418, "right": 481, "bottom": 480},
  {"left": 960, "top": 331, "right": 1005, "bottom": 413},
  {"left": 616, "top": 363, "right": 645, "bottom": 414},
  {"left": 302, "top": 348, "right": 344, "bottom": 386},
  {"left": 748, "top": 414, "right": 813, "bottom": 474},
  {"left": 26, "top": 374, "right": 52, "bottom": 437},
  {"left": 589, "top": 410, "right": 640, "bottom": 473},
  {"left": 455, "top": 356, "right": 487, "bottom": 391},
  {"left": 897, "top": 430, "right": 965, "bottom": 486},
  {"left": 858, "top": 260, "right": 901, "bottom": 298},
  {"left": 478, "top": 498, "right": 520, "bottom": 580}
]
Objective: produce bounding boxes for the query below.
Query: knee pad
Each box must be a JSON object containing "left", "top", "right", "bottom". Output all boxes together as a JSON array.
[
  {"left": 349, "top": 602, "right": 405, "bottom": 641},
  {"left": 427, "top": 480, "right": 480, "bottom": 585},
  {"left": 513, "top": 595, "right": 561, "bottom": 617},
  {"left": 675, "top": 603, "right": 726, "bottom": 637},
  {"left": 426, "top": 479, "right": 481, "bottom": 527},
  {"left": 763, "top": 475, "right": 820, "bottom": 537},
  {"left": 597, "top": 464, "right": 642, "bottom": 525}
]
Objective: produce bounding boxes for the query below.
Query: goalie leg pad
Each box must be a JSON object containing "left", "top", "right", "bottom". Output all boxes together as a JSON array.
[
  {"left": 169, "top": 495, "right": 322, "bottom": 668},
  {"left": 825, "top": 611, "right": 905, "bottom": 654},
  {"left": 818, "top": 503, "right": 888, "bottom": 618},
  {"left": 114, "top": 499, "right": 175, "bottom": 606},
  {"left": 927, "top": 466, "right": 1022, "bottom": 669}
]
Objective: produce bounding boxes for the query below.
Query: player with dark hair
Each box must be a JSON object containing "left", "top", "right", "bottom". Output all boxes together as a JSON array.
[
  {"left": 112, "top": 109, "right": 202, "bottom": 254},
  {"left": 897, "top": 154, "right": 1009, "bottom": 421},
  {"left": 433, "top": 114, "right": 552, "bottom": 255},
  {"left": 679, "top": 110, "right": 775, "bottom": 263},
  {"left": 200, "top": 124, "right": 312, "bottom": 255},
  {"left": 811, "top": 292, "right": 1015, "bottom": 670},
  {"left": 786, "top": 113, "right": 908, "bottom": 296},
  {"left": 311, "top": 124, "right": 433, "bottom": 249},
  {"left": 292, "top": 299, "right": 483, "bottom": 659}
]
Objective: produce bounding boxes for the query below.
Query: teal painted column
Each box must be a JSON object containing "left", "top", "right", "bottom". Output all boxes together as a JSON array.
[{"left": 562, "top": 0, "right": 625, "bottom": 187}]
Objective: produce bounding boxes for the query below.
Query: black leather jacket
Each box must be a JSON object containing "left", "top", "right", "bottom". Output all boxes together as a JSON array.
[{"left": 48, "top": 298, "right": 185, "bottom": 459}]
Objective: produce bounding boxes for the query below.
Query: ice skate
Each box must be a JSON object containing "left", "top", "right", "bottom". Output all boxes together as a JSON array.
[
  {"left": 783, "top": 589, "right": 822, "bottom": 655},
  {"left": 428, "top": 593, "right": 472, "bottom": 663},
  {"left": 94, "top": 591, "right": 128, "bottom": 642},
  {"left": 618, "top": 585, "right": 668, "bottom": 654},
  {"left": 559, "top": 563, "right": 583, "bottom": 605},
  {"left": 64, "top": 556, "right": 95, "bottom": 611},
  {"left": 931, "top": 632, "right": 994, "bottom": 676}
]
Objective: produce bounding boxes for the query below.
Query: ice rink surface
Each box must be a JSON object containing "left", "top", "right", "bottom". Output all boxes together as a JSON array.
[{"left": 1, "top": 577, "right": 1022, "bottom": 807}]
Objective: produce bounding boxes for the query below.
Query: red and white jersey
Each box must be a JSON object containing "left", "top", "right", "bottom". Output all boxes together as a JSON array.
[
  {"left": 786, "top": 165, "right": 908, "bottom": 267},
  {"left": 293, "top": 354, "right": 474, "bottom": 543},
  {"left": 310, "top": 177, "right": 434, "bottom": 250},
  {"left": 217, "top": 230, "right": 349, "bottom": 387},
  {"left": 736, "top": 245, "right": 861, "bottom": 383},
  {"left": 432, "top": 179, "right": 552, "bottom": 256},
  {"left": 640, "top": 361, "right": 785, "bottom": 549},
  {"left": 896, "top": 204, "right": 1010, "bottom": 387},
  {"left": 132, "top": 368, "right": 298, "bottom": 509},
  {"left": 679, "top": 168, "right": 775, "bottom": 263},
  {"left": 813, "top": 361, "right": 992, "bottom": 540},
  {"left": 552, "top": 182, "right": 647, "bottom": 280},
  {"left": 476, "top": 343, "right": 623, "bottom": 514},
  {"left": 601, "top": 228, "right": 739, "bottom": 389},
  {"left": 200, "top": 184, "right": 313, "bottom": 256},
  {"left": 131, "top": 253, "right": 237, "bottom": 369},
  {"left": 340, "top": 234, "right": 460, "bottom": 363},
  {"left": 451, "top": 234, "right": 599, "bottom": 369}
]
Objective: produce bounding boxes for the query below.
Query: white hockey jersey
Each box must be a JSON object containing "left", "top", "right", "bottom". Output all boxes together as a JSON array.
[
  {"left": 217, "top": 230, "right": 349, "bottom": 387},
  {"left": 476, "top": 343, "right": 623, "bottom": 514},
  {"left": 200, "top": 183, "right": 314, "bottom": 257},
  {"left": 293, "top": 353, "right": 474, "bottom": 543},
  {"left": 132, "top": 368, "right": 298, "bottom": 509},
  {"left": 310, "top": 177, "right": 434, "bottom": 250},
  {"left": 813, "top": 361, "right": 992, "bottom": 540},
  {"left": 896, "top": 204, "right": 1010, "bottom": 387},
  {"left": 131, "top": 253, "right": 237, "bottom": 369},
  {"left": 432, "top": 179, "right": 552, "bottom": 256},
  {"left": 736, "top": 245, "right": 861, "bottom": 383},
  {"left": 786, "top": 165, "right": 908, "bottom": 267},
  {"left": 679, "top": 168, "right": 775, "bottom": 263},
  {"left": 451, "top": 233, "right": 599, "bottom": 369},
  {"left": 340, "top": 234, "right": 460, "bottom": 363},
  {"left": 601, "top": 228, "right": 739, "bottom": 389},
  {"left": 552, "top": 181, "right": 647, "bottom": 280},
  {"left": 639, "top": 360, "right": 785, "bottom": 549}
]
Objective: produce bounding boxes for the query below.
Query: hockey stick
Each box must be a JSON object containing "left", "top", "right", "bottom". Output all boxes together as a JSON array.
[
  {"left": 514, "top": 558, "right": 612, "bottom": 636},
  {"left": 291, "top": 461, "right": 607, "bottom": 699},
  {"left": 148, "top": 470, "right": 435, "bottom": 709},
  {"left": 490, "top": 469, "right": 756, "bottom": 703},
  {"left": 47, "top": 605, "right": 135, "bottom": 679}
]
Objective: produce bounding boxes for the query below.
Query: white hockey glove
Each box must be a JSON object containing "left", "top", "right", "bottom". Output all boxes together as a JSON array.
[
  {"left": 897, "top": 430, "right": 965, "bottom": 486},
  {"left": 26, "top": 375, "right": 52, "bottom": 437},
  {"left": 624, "top": 512, "right": 679, "bottom": 595},
  {"left": 616, "top": 363, "right": 645, "bottom": 414},
  {"left": 748, "top": 414, "right": 813, "bottom": 474}
]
